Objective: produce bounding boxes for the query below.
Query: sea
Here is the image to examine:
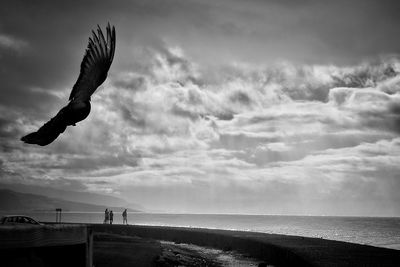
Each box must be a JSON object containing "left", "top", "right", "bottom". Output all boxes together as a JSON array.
[{"left": 2, "top": 212, "right": 400, "bottom": 250}]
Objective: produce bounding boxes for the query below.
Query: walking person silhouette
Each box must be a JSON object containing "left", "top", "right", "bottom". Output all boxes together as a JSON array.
[
  {"left": 110, "top": 210, "right": 113, "bottom": 225},
  {"left": 122, "top": 209, "right": 128, "bottom": 225},
  {"left": 104, "top": 209, "right": 109, "bottom": 224}
]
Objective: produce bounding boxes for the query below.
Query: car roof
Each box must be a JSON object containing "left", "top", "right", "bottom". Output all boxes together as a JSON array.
[
  {"left": 1, "top": 215, "right": 33, "bottom": 218},
  {"left": 1, "top": 215, "right": 39, "bottom": 220}
]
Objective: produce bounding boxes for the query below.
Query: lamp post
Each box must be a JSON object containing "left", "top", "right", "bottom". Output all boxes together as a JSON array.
[{"left": 55, "top": 208, "right": 62, "bottom": 223}]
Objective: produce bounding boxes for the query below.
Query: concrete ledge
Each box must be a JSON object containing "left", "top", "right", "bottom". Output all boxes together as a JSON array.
[
  {"left": 92, "top": 224, "right": 400, "bottom": 267},
  {"left": 0, "top": 224, "right": 92, "bottom": 267},
  {"left": 0, "top": 224, "right": 88, "bottom": 248}
]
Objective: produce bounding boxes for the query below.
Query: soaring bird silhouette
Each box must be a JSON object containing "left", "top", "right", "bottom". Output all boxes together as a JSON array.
[{"left": 21, "top": 24, "right": 116, "bottom": 146}]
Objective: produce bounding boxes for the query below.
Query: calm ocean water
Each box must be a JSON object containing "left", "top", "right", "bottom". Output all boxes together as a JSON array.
[{"left": 2, "top": 212, "right": 400, "bottom": 250}]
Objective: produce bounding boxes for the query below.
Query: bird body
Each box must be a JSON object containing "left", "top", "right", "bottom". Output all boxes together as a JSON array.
[
  {"left": 21, "top": 24, "right": 115, "bottom": 146},
  {"left": 68, "top": 100, "right": 92, "bottom": 125}
]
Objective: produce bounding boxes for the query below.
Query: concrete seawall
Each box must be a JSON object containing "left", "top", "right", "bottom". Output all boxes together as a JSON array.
[
  {"left": 0, "top": 224, "right": 92, "bottom": 267},
  {"left": 92, "top": 224, "right": 400, "bottom": 267},
  {"left": 1, "top": 223, "right": 400, "bottom": 266}
]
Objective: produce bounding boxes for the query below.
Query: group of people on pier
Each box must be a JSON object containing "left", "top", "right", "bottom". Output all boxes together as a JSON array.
[{"left": 104, "top": 209, "right": 128, "bottom": 225}]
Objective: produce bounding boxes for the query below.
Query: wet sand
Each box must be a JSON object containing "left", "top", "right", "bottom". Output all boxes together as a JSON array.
[
  {"left": 94, "top": 233, "right": 263, "bottom": 266},
  {"left": 158, "top": 241, "right": 266, "bottom": 266}
]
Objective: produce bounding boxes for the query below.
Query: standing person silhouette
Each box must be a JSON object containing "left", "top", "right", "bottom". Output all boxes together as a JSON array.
[
  {"left": 122, "top": 209, "right": 128, "bottom": 225},
  {"left": 104, "top": 209, "right": 109, "bottom": 224},
  {"left": 110, "top": 210, "right": 113, "bottom": 225}
]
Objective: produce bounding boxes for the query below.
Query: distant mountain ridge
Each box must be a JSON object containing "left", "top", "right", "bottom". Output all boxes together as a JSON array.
[
  {"left": 0, "top": 189, "right": 140, "bottom": 212},
  {"left": 0, "top": 183, "right": 143, "bottom": 210}
]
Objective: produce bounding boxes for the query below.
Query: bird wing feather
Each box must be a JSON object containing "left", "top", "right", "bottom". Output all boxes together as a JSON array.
[{"left": 69, "top": 23, "right": 116, "bottom": 102}]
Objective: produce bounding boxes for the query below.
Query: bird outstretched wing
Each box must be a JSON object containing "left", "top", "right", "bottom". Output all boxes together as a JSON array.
[
  {"left": 69, "top": 23, "right": 116, "bottom": 102},
  {"left": 21, "top": 24, "right": 116, "bottom": 146}
]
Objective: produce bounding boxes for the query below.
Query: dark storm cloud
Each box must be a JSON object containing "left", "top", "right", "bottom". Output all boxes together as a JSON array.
[
  {"left": 0, "top": 0, "right": 198, "bottom": 109},
  {"left": 294, "top": 1, "right": 400, "bottom": 61},
  {"left": 332, "top": 58, "right": 399, "bottom": 89},
  {"left": 1, "top": 0, "right": 400, "bottom": 111},
  {"left": 357, "top": 105, "right": 400, "bottom": 134},
  {"left": 2, "top": 0, "right": 400, "bottom": 215}
]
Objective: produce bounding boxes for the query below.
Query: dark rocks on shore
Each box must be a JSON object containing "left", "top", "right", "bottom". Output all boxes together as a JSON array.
[{"left": 154, "top": 243, "right": 221, "bottom": 267}]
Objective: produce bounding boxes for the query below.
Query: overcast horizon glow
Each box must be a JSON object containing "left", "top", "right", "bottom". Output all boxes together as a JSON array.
[{"left": 1, "top": 0, "right": 400, "bottom": 216}]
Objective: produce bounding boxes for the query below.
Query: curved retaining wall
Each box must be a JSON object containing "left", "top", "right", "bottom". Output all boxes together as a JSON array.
[{"left": 91, "top": 224, "right": 400, "bottom": 267}]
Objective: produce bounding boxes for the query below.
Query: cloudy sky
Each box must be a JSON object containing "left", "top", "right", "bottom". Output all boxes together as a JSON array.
[{"left": 1, "top": 0, "right": 400, "bottom": 216}]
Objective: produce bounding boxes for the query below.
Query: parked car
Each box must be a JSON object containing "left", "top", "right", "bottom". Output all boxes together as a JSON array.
[{"left": 0, "top": 215, "right": 42, "bottom": 225}]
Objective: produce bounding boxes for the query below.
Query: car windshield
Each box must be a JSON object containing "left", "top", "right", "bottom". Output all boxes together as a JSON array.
[{"left": 26, "top": 217, "right": 38, "bottom": 224}]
